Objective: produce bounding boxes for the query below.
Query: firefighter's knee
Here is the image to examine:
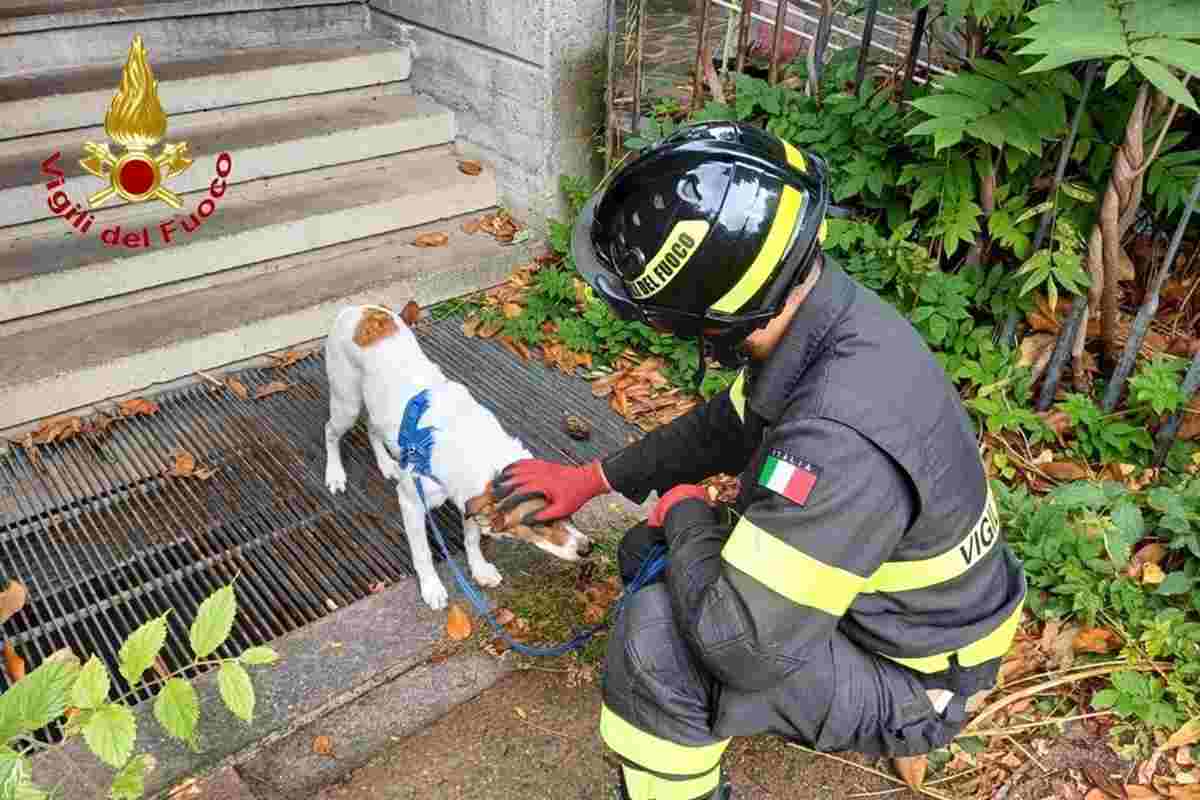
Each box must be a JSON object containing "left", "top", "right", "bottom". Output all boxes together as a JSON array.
[{"left": 617, "top": 522, "right": 666, "bottom": 586}]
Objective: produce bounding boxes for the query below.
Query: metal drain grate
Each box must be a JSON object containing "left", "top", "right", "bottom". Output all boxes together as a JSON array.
[{"left": 0, "top": 315, "right": 635, "bottom": 741}]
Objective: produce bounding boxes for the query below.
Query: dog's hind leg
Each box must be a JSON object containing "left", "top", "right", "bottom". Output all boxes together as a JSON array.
[
  {"left": 324, "top": 357, "right": 362, "bottom": 495},
  {"left": 396, "top": 474, "right": 449, "bottom": 609},
  {"left": 463, "top": 517, "right": 502, "bottom": 587}
]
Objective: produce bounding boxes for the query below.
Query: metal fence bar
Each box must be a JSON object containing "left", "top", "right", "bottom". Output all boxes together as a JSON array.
[
  {"left": 632, "top": 0, "right": 645, "bottom": 136},
  {"left": 900, "top": 5, "right": 929, "bottom": 99},
  {"left": 768, "top": 0, "right": 789, "bottom": 83},
  {"left": 735, "top": 0, "right": 753, "bottom": 74},
  {"left": 1156, "top": 348, "right": 1200, "bottom": 464},
  {"left": 694, "top": 0, "right": 715, "bottom": 109},
  {"left": 855, "top": 0, "right": 879, "bottom": 89},
  {"left": 1105, "top": 172, "right": 1200, "bottom": 413},
  {"left": 1036, "top": 299, "right": 1088, "bottom": 412}
]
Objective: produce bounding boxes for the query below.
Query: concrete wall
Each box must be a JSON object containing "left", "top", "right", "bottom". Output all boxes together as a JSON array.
[{"left": 369, "top": 0, "right": 607, "bottom": 230}]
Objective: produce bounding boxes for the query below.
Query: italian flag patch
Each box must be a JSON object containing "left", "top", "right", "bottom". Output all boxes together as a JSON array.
[{"left": 758, "top": 451, "right": 820, "bottom": 506}]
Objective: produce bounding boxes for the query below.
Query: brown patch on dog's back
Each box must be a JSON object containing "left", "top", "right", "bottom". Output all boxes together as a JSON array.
[{"left": 353, "top": 308, "right": 399, "bottom": 347}]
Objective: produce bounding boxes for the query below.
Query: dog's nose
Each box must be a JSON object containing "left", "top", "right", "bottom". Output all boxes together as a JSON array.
[{"left": 578, "top": 539, "right": 594, "bottom": 558}]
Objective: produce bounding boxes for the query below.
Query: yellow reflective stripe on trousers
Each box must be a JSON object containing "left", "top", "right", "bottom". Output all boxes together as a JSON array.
[
  {"left": 622, "top": 765, "right": 722, "bottom": 800},
  {"left": 862, "top": 487, "right": 1000, "bottom": 594},
  {"left": 729, "top": 369, "right": 747, "bottom": 421},
  {"left": 600, "top": 705, "right": 730, "bottom": 776},
  {"left": 721, "top": 517, "right": 866, "bottom": 616},
  {"left": 881, "top": 596, "right": 1025, "bottom": 672}
]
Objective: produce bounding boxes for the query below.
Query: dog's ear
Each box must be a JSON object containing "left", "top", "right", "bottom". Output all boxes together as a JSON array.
[{"left": 400, "top": 300, "right": 421, "bottom": 326}]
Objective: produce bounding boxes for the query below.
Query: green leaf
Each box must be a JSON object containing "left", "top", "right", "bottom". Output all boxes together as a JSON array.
[
  {"left": 71, "top": 656, "right": 111, "bottom": 710},
  {"left": 119, "top": 616, "right": 167, "bottom": 688},
  {"left": 1133, "top": 56, "right": 1199, "bottom": 113},
  {"left": 1105, "top": 59, "right": 1132, "bottom": 89},
  {"left": 1015, "top": 200, "right": 1054, "bottom": 225},
  {"left": 0, "top": 657, "right": 78, "bottom": 742},
  {"left": 1135, "top": 38, "right": 1200, "bottom": 78},
  {"left": 109, "top": 754, "right": 153, "bottom": 800},
  {"left": 1092, "top": 688, "right": 1120, "bottom": 709},
  {"left": 1060, "top": 182, "right": 1097, "bottom": 203},
  {"left": 190, "top": 585, "right": 237, "bottom": 660},
  {"left": 910, "top": 93, "right": 992, "bottom": 119},
  {"left": 239, "top": 647, "right": 279, "bottom": 666},
  {"left": 153, "top": 678, "right": 199, "bottom": 744},
  {"left": 0, "top": 750, "right": 28, "bottom": 800},
  {"left": 218, "top": 662, "right": 255, "bottom": 723},
  {"left": 1157, "top": 572, "right": 1195, "bottom": 596},
  {"left": 1106, "top": 501, "right": 1146, "bottom": 568},
  {"left": 83, "top": 704, "right": 136, "bottom": 769}
]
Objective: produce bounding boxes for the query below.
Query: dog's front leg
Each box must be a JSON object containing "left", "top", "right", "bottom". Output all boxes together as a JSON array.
[
  {"left": 463, "top": 517, "right": 502, "bottom": 587},
  {"left": 396, "top": 475, "right": 449, "bottom": 610},
  {"left": 368, "top": 428, "right": 403, "bottom": 482}
]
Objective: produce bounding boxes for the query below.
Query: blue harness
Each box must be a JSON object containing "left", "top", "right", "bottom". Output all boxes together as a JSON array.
[{"left": 396, "top": 389, "right": 667, "bottom": 658}]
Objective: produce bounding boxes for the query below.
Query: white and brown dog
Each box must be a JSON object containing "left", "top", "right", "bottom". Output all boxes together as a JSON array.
[{"left": 323, "top": 304, "right": 593, "bottom": 610}]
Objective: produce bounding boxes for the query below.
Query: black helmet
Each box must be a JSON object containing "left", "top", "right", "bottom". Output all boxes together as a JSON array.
[{"left": 573, "top": 121, "right": 830, "bottom": 375}]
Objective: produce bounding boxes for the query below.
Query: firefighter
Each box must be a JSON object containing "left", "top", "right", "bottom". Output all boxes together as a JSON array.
[{"left": 493, "top": 121, "right": 1026, "bottom": 800}]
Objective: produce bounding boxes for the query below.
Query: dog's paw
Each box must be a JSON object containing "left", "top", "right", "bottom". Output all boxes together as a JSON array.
[
  {"left": 325, "top": 464, "right": 347, "bottom": 494},
  {"left": 470, "top": 560, "right": 503, "bottom": 588},
  {"left": 420, "top": 576, "right": 449, "bottom": 610},
  {"left": 378, "top": 457, "right": 403, "bottom": 482}
]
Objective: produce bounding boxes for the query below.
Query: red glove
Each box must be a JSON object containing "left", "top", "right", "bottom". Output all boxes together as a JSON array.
[
  {"left": 493, "top": 459, "right": 610, "bottom": 523},
  {"left": 648, "top": 484, "right": 711, "bottom": 528}
]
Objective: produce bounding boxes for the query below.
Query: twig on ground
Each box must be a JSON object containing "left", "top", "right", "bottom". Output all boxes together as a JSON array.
[
  {"left": 847, "top": 767, "right": 983, "bottom": 798},
  {"left": 965, "top": 662, "right": 1172, "bottom": 733},
  {"left": 960, "top": 711, "right": 1113, "bottom": 738},
  {"left": 785, "top": 744, "right": 954, "bottom": 800},
  {"left": 1006, "top": 736, "right": 1048, "bottom": 775}
]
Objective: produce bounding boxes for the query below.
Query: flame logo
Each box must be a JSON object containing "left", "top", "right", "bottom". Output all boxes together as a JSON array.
[
  {"left": 80, "top": 35, "right": 192, "bottom": 209},
  {"left": 104, "top": 35, "right": 168, "bottom": 150}
]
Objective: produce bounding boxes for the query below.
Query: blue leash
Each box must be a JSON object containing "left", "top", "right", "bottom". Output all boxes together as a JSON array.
[{"left": 398, "top": 390, "right": 667, "bottom": 658}]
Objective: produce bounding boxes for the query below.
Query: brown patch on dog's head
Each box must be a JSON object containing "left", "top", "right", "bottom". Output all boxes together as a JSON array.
[
  {"left": 353, "top": 308, "right": 400, "bottom": 347},
  {"left": 468, "top": 482, "right": 593, "bottom": 561},
  {"left": 399, "top": 300, "right": 421, "bottom": 326}
]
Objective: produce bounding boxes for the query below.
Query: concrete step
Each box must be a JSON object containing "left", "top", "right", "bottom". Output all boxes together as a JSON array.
[
  {"left": 0, "top": 2, "right": 367, "bottom": 80},
  {"left": 0, "top": 84, "right": 452, "bottom": 228},
  {"left": 0, "top": 1, "right": 349, "bottom": 35},
  {"left": 0, "top": 211, "right": 529, "bottom": 431},
  {"left": 0, "top": 36, "right": 412, "bottom": 139},
  {"left": 0, "top": 145, "right": 494, "bottom": 325}
]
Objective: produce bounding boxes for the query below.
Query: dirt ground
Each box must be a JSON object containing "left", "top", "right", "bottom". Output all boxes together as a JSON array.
[{"left": 314, "top": 667, "right": 922, "bottom": 800}]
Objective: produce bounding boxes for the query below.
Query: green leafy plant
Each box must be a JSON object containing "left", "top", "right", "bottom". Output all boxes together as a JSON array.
[
  {"left": 0, "top": 583, "right": 277, "bottom": 800},
  {"left": 1057, "top": 393, "right": 1155, "bottom": 464},
  {"left": 1128, "top": 354, "right": 1189, "bottom": 417},
  {"left": 1013, "top": 217, "right": 1091, "bottom": 311}
]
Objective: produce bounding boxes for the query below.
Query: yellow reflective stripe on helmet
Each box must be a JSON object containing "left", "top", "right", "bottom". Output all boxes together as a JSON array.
[
  {"left": 621, "top": 765, "right": 722, "bottom": 800},
  {"left": 628, "top": 220, "right": 711, "bottom": 300},
  {"left": 880, "top": 598, "right": 1025, "bottom": 673},
  {"left": 709, "top": 186, "right": 804, "bottom": 315},
  {"left": 818, "top": 218, "right": 828, "bottom": 242},
  {"left": 729, "top": 369, "right": 747, "bottom": 421},
  {"left": 601, "top": 705, "right": 730, "bottom": 775},
  {"left": 863, "top": 488, "right": 1001, "bottom": 594},
  {"left": 781, "top": 139, "right": 808, "bottom": 172},
  {"left": 721, "top": 517, "right": 866, "bottom": 617}
]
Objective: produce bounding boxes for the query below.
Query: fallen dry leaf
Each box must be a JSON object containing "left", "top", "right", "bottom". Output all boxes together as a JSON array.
[
  {"left": 1167, "top": 718, "right": 1200, "bottom": 750},
  {"left": 166, "top": 450, "right": 215, "bottom": 480},
  {"left": 1043, "top": 461, "right": 1090, "bottom": 481},
  {"left": 312, "top": 735, "right": 335, "bottom": 757},
  {"left": 893, "top": 754, "right": 927, "bottom": 789},
  {"left": 1027, "top": 309, "right": 1061, "bottom": 333},
  {"left": 225, "top": 378, "right": 250, "bottom": 401},
  {"left": 413, "top": 232, "right": 450, "bottom": 248},
  {"left": 0, "top": 580, "right": 28, "bottom": 625},
  {"left": 1084, "top": 789, "right": 1110, "bottom": 800},
  {"left": 1039, "top": 410, "right": 1074, "bottom": 437},
  {"left": 458, "top": 160, "right": 483, "bottom": 176},
  {"left": 400, "top": 300, "right": 421, "bottom": 326},
  {"left": 462, "top": 315, "right": 482, "bottom": 337},
  {"left": 1180, "top": 412, "right": 1200, "bottom": 441},
  {"left": 268, "top": 349, "right": 315, "bottom": 368},
  {"left": 254, "top": 381, "right": 290, "bottom": 400},
  {"left": 1019, "top": 333, "right": 1057, "bottom": 378},
  {"left": 563, "top": 414, "right": 591, "bottom": 441},
  {"left": 369, "top": 581, "right": 386, "bottom": 594},
  {"left": 1142, "top": 563, "right": 1167, "bottom": 585},
  {"left": 494, "top": 608, "right": 515, "bottom": 627},
  {"left": 118, "top": 397, "right": 160, "bottom": 417},
  {"left": 1125, "top": 785, "right": 1163, "bottom": 799},
  {"left": 477, "top": 317, "right": 504, "bottom": 339},
  {"left": 1131, "top": 543, "right": 1168, "bottom": 573},
  {"left": 446, "top": 603, "right": 472, "bottom": 641},
  {"left": 1084, "top": 764, "right": 1126, "bottom": 799},
  {"left": 3, "top": 641, "right": 26, "bottom": 683},
  {"left": 1169, "top": 786, "right": 1200, "bottom": 799},
  {"left": 496, "top": 335, "right": 529, "bottom": 361},
  {"left": 1073, "top": 627, "right": 1122, "bottom": 654},
  {"left": 501, "top": 302, "right": 523, "bottom": 319},
  {"left": 30, "top": 416, "right": 82, "bottom": 445},
  {"left": 582, "top": 603, "right": 607, "bottom": 624},
  {"left": 1180, "top": 748, "right": 1196, "bottom": 767},
  {"left": 153, "top": 655, "right": 170, "bottom": 681}
]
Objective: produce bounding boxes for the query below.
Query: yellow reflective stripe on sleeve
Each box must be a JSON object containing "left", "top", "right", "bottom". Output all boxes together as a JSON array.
[
  {"left": 879, "top": 597, "right": 1025, "bottom": 673},
  {"left": 729, "top": 369, "right": 747, "bottom": 421},
  {"left": 862, "top": 488, "right": 1000, "bottom": 594},
  {"left": 721, "top": 517, "right": 866, "bottom": 616},
  {"left": 781, "top": 139, "right": 808, "bottom": 172},
  {"left": 709, "top": 185, "right": 804, "bottom": 315},
  {"left": 621, "top": 765, "right": 722, "bottom": 800},
  {"left": 601, "top": 705, "right": 730, "bottom": 776}
]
